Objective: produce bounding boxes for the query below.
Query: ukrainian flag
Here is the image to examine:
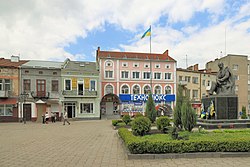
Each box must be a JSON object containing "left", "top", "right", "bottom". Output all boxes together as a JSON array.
[{"left": 141, "top": 26, "right": 151, "bottom": 39}]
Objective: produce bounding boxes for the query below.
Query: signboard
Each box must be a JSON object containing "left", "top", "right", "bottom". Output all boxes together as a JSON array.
[{"left": 119, "top": 94, "right": 175, "bottom": 102}]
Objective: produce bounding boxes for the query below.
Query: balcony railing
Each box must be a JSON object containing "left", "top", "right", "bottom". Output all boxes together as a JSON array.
[
  {"left": 31, "top": 91, "right": 50, "bottom": 99},
  {"left": 62, "top": 90, "right": 97, "bottom": 97},
  {"left": 0, "top": 90, "right": 9, "bottom": 98}
]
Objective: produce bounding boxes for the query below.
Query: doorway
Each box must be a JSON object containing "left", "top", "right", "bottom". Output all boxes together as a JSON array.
[
  {"left": 64, "top": 102, "right": 76, "bottom": 118},
  {"left": 23, "top": 104, "right": 32, "bottom": 121},
  {"left": 78, "top": 83, "right": 83, "bottom": 95}
]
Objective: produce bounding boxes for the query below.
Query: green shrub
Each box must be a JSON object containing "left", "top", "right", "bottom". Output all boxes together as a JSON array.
[
  {"left": 181, "top": 98, "right": 197, "bottom": 132},
  {"left": 134, "top": 113, "right": 144, "bottom": 118},
  {"left": 174, "top": 85, "right": 184, "bottom": 129},
  {"left": 122, "top": 115, "right": 131, "bottom": 125},
  {"left": 131, "top": 116, "right": 151, "bottom": 136},
  {"left": 118, "top": 128, "right": 250, "bottom": 154},
  {"left": 241, "top": 106, "right": 247, "bottom": 119},
  {"left": 112, "top": 119, "right": 123, "bottom": 126},
  {"left": 145, "top": 94, "right": 156, "bottom": 123},
  {"left": 156, "top": 116, "right": 171, "bottom": 133}
]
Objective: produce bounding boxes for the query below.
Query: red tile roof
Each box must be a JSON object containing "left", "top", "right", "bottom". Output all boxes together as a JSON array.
[
  {"left": 96, "top": 47, "right": 176, "bottom": 61},
  {"left": 0, "top": 58, "right": 28, "bottom": 68}
]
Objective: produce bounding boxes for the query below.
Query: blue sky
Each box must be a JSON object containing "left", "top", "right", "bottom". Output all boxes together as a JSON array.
[{"left": 0, "top": 0, "right": 250, "bottom": 68}]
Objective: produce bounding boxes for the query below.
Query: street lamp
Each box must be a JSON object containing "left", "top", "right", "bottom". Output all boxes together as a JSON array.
[{"left": 19, "top": 93, "right": 29, "bottom": 124}]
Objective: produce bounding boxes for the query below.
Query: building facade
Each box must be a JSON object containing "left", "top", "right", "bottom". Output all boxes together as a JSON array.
[
  {"left": 177, "top": 64, "right": 216, "bottom": 115},
  {"left": 96, "top": 47, "right": 176, "bottom": 118},
  {"left": 0, "top": 56, "right": 28, "bottom": 122},
  {"left": 20, "top": 60, "right": 63, "bottom": 122},
  {"left": 61, "top": 59, "right": 100, "bottom": 120},
  {"left": 206, "top": 54, "right": 248, "bottom": 115}
]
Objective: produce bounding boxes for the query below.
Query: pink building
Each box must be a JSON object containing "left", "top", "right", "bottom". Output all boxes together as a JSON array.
[{"left": 96, "top": 47, "right": 176, "bottom": 118}]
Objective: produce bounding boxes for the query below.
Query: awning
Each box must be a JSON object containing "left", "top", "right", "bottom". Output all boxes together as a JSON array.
[{"left": 0, "top": 98, "right": 17, "bottom": 105}]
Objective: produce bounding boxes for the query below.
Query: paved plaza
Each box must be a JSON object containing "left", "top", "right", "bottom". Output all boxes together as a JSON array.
[{"left": 1, "top": 120, "right": 250, "bottom": 167}]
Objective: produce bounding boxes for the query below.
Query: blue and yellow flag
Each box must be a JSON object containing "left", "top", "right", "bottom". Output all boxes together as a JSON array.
[{"left": 141, "top": 27, "right": 151, "bottom": 39}]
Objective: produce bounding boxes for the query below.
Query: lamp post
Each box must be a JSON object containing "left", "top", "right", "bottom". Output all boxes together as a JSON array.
[{"left": 19, "top": 93, "right": 29, "bottom": 124}]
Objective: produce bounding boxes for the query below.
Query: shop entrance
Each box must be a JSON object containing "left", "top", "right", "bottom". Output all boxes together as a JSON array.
[
  {"left": 100, "top": 93, "right": 121, "bottom": 119},
  {"left": 64, "top": 102, "right": 76, "bottom": 118}
]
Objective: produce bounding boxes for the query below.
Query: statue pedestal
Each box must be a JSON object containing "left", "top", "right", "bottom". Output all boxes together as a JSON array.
[{"left": 201, "top": 95, "right": 238, "bottom": 119}]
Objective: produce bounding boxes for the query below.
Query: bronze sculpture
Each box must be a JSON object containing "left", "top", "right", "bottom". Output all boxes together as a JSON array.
[{"left": 209, "top": 62, "right": 235, "bottom": 95}]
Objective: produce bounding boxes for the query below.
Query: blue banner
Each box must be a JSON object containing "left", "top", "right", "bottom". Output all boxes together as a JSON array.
[{"left": 119, "top": 94, "right": 175, "bottom": 102}]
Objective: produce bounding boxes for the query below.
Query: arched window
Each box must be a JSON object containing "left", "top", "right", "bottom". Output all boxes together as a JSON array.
[
  {"left": 143, "top": 85, "right": 151, "bottom": 94},
  {"left": 165, "top": 86, "right": 171, "bottom": 94},
  {"left": 105, "top": 60, "right": 113, "bottom": 67},
  {"left": 133, "top": 85, "right": 140, "bottom": 94},
  {"left": 105, "top": 85, "right": 113, "bottom": 94},
  {"left": 154, "top": 85, "right": 161, "bottom": 94},
  {"left": 121, "top": 85, "right": 129, "bottom": 94}
]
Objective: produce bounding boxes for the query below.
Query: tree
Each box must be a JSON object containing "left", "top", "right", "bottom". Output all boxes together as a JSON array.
[
  {"left": 145, "top": 94, "right": 157, "bottom": 123},
  {"left": 174, "top": 85, "right": 184, "bottom": 129},
  {"left": 241, "top": 106, "right": 247, "bottom": 119},
  {"left": 181, "top": 97, "right": 197, "bottom": 132}
]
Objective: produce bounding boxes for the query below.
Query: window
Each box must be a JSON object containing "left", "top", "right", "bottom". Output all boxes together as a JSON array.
[
  {"left": 122, "top": 62, "right": 128, "bottom": 67},
  {"left": 192, "top": 77, "right": 198, "bottom": 84},
  {"left": 202, "top": 80, "right": 205, "bottom": 86},
  {"left": 90, "top": 80, "right": 96, "bottom": 91},
  {"left": 53, "top": 72, "right": 57, "bottom": 75},
  {"left": 105, "top": 61, "right": 112, "bottom": 67},
  {"left": 192, "top": 90, "right": 198, "bottom": 99},
  {"left": 132, "top": 72, "right": 140, "bottom": 79},
  {"left": 155, "top": 64, "right": 160, "bottom": 68},
  {"left": 154, "top": 86, "right": 161, "bottom": 94},
  {"left": 23, "top": 79, "right": 31, "bottom": 92},
  {"left": 80, "top": 103, "right": 93, "bottom": 113},
  {"left": 165, "top": 64, "right": 171, "bottom": 69},
  {"left": 165, "top": 73, "right": 172, "bottom": 80},
  {"left": 179, "top": 76, "right": 183, "bottom": 81},
  {"left": 121, "top": 85, "right": 129, "bottom": 94},
  {"left": 144, "top": 64, "right": 149, "bottom": 68},
  {"left": 52, "top": 80, "right": 58, "bottom": 92},
  {"left": 165, "top": 86, "right": 171, "bottom": 94},
  {"left": 143, "top": 72, "right": 151, "bottom": 79},
  {"left": 0, "top": 104, "right": 13, "bottom": 116},
  {"left": 207, "top": 80, "right": 210, "bottom": 86},
  {"left": 185, "top": 76, "right": 191, "bottom": 82},
  {"left": 105, "top": 85, "right": 113, "bottom": 94},
  {"left": 186, "top": 89, "right": 191, "bottom": 97},
  {"left": 4, "top": 79, "right": 10, "bottom": 91},
  {"left": 133, "top": 63, "right": 139, "bottom": 67},
  {"left": 105, "top": 71, "right": 113, "bottom": 78},
  {"left": 154, "top": 72, "right": 161, "bottom": 79},
  {"left": 37, "top": 80, "right": 46, "bottom": 96},
  {"left": 144, "top": 85, "right": 151, "bottom": 94},
  {"left": 39, "top": 71, "right": 43, "bottom": 74},
  {"left": 0, "top": 79, "right": 2, "bottom": 90},
  {"left": 24, "top": 70, "right": 29, "bottom": 74},
  {"left": 133, "top": 85, "right": 140, "bottom": 94},
  {"left": 121, "top": 71, "right": 129, "bottom": 79},
  {"left": 65, "top": 79, "right": 71, "bottom": 90},
  {"left": 233, "top": 64, "right": 238, "bottom": 70}
]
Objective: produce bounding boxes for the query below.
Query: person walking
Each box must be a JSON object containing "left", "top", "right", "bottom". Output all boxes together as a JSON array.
[
  {"left": 63, "top": 110, "right": 70, "bottom": 125},
  {"left": 45, "top": 112, "right": 49, "bottom": 124},
  {"left": 51, "top": 112, "right": 55, "bottom": 123}
]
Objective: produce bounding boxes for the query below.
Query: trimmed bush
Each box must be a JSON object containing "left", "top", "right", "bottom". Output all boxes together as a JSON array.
[
  {"left": 118, "top": 128, "right": 250, "bottom": 154},
  {"left": 112, "top": 119, "right": 123, "bottom": 126},
  {"left": 131, "top": 116, "right": 151, "bottom": 136},
  {"left": 134, "top": 113, "right": 144, "bottom": 118},
  {"left": 122, "top": 115, "right": 131, "bottom": 125},
  {"left": 241, "top": 106, "right": 247, "bottom": 119},
  {"left": 156, "top": 116, "right": 171, "bottom": 133}
]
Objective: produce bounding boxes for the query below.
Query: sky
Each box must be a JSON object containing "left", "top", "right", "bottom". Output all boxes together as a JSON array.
[{"left": 0, "top": 0, "right": 250, "bottom": 68}]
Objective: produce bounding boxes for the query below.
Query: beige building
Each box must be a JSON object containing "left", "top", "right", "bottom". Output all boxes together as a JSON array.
[
  {"left": 206, "top": 54, "right": 248, "bottom": 115},
  {"left": 177, "top": 64, "right": 216, "bottom": 115}
]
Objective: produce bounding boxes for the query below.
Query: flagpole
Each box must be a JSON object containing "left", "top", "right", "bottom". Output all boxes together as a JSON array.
[{"left": 149, "top": 25, "right": 152, "bottom": 94}]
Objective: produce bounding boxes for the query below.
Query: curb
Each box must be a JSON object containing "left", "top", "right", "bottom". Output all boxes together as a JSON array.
[{"left": 116, "top": 132, "right": 250, "bottom": 159}]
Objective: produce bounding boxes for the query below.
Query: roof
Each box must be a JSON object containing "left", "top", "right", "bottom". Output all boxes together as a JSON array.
[
  {"left": 96, "top": 47, "right": 176, "bottom": 62},
  {"left": 0, "top": 58, "right": 28, "bottom": 68},
  {"left": 21, "top": 60, "right": 63, "bottom": 69},
  {"left": 63, "top": 60, "right": 98, "bottom": 74}
]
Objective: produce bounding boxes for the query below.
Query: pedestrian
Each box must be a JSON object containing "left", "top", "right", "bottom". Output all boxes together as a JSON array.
[
  {"left": 51, "top": 112, "right": 55, "bottom": 123},
  {"left": 45, "top": 112, "right": 49, "bottom": 124},
  {"left": 63, "top": 111, "right": 70, "bottom": 125},
  {"left": 42, "top": 114, "right": 45, "bottom": 124}
]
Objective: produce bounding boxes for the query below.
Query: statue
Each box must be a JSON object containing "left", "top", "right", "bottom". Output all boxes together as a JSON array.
[{"left": 209, "top": 62, "right": 235, "bottom": 95}]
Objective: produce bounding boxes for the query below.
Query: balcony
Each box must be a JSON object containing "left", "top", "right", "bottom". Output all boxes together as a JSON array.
[
  {"left": 31, "top": 91, "right": 50, "bottom": 99},
  {"left": 179, "top": 80, "right": 188, "bottom": 86},
  {"left": 0, "top": 90, "right": 9, "bottom": 98},
  {"left": 62, "top": 90, "right": 97, "bottom": 97}
]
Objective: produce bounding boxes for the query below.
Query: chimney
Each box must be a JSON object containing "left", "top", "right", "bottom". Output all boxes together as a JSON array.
[
  {"left": 194, "top": 64, "right": 199, "bottom": 71},
  {"left": 11, "top": 55, "right": 19, "bottom": 62}
]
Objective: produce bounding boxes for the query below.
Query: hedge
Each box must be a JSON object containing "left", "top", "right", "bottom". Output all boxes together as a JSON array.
[{"left": 118, "top": 128, "right": 250, "bottom": 154}]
